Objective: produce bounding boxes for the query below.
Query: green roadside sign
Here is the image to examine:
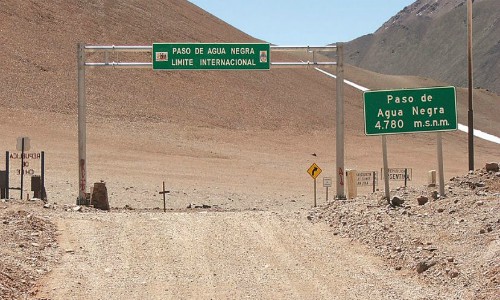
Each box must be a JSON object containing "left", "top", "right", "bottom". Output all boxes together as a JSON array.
[
  {"left": 363, "top": 86, "right": 457, "bottom": 135},
  {"left": 152, "top": 43, "right": 270, "bottom": 70}
]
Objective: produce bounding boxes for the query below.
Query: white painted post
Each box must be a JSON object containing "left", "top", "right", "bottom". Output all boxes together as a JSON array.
[
  {"left": 428, "top": 170, "right": 437, "bottom": 187},
  {"left": 346, "top": 169, "right": 357, "bottom": 199},
  {"left": 77, "top": 43, "right": 87, "bottom": 204}
]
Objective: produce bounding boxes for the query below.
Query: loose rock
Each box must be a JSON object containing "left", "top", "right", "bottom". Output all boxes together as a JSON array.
[
  {"left": 417, "top": 196, "right": 429, "bottom": 205},
  {"left": 391, "top": 196, "right": 404, "bottom": 206},
  {"left": 416, "top": 260, "right": 436, "bottom": 273}
]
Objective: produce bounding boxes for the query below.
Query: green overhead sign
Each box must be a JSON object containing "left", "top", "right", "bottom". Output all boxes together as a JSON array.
[
  {"left": 363, "top": 86, "right": 457, "bottom": 135},
  {"left": 152, "top": 43, "right": 270, "bottom": 70}
]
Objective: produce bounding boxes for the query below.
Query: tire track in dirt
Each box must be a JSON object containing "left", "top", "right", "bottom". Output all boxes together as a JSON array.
[{"left": 34, "top": 210, "right": 450, "bottom": 299}]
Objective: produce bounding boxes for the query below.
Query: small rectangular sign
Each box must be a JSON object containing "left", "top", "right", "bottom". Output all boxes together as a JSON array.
[
  {"left": 323, "top": 177, "right": 332, "bottom": 187},
  {"left": 382, "top": 168, "right": 412, "bottom": 181},
  {"left": 152, "top": 43, "right": 270, "bottom": 70},
  {"left": 364, "top": 86, "right": 457, "bottom": 135},
  {"left": 357, "top": 171, "right": 378, "bottom": 187}
]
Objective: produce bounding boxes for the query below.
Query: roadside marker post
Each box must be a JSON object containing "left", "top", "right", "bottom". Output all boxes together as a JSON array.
[
  {"left": 323, "top": 177, "right": 332, "bottom": 202},
  {"left": 159, "top": 181, "right": 170, "bottom": 213},
  {"left": 16, "top": 137, "right": 30, "bottom": 200},
  {"left": 307, "top": 163, "right": 322, "bottom": 207},
  {"left": 5, "top": 151, "right": 9, "bottom": 199},
  {"left": 346, "top": 169, "right": 357, "bottom": 199}
]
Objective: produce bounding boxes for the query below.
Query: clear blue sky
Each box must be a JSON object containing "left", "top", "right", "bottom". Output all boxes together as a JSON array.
[{"left": 188, "top": 0, "right": 416, "bottom": 45}]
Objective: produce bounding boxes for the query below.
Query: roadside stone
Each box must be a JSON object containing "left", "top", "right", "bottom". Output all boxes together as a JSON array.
[
  {"left": 43, "top": 203, "right": 51, "bottom": 209},
  {"left": 416, "top": 260, "right": 436, "bottom": 273},
  {"left": 391, "top": 196, "right": 404, "bottom": 206},
  {"left": 431, "top": 191, "right": 439, "bottom": 200},
  {"left": 72, "top": 206, "right": 82, "bottom": 212},
  {"left": 417, "top": 196, "right": 429, "bottom": 205},
  {"left": 449, "top": 269, "right": 460, "bottom": 278},
  {"left": 475, "top": 182, "right": 486, "bottom": 188},
  {"left": 485, "top": 162, "right": 499, "bottom": 172},
  {"left": 437, "top": 208, "right": 445, "bottom": 213},
  {"left": 91, "top": 181, "right": 110, "bottom": 211},
  {"left": 476, "top": 201, "right": 484, "bottom": 206}
]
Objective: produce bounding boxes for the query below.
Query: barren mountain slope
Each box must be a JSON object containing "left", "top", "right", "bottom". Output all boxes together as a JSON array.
[
  {"left": 344, "top": 0, "right": 500, "bottom": 94},
  {"left": 0, "top": 0, "right": 339, "bottom": 131},
  {"left": 0, "top": 0, "right": 498, "bottom": 206}
]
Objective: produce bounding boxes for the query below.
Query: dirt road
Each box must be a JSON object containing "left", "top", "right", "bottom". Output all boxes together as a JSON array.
[{"left": 34, "top": 209, "right": 450, "bottom": 299}]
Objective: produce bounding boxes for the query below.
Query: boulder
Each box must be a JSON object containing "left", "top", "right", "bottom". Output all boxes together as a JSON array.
[
  {"left": 417, "top": 196, "right": 429, "bottom": 206},
  {"left": 91, "top": 182, "right": 110, "bottom": 210},
  {"left": 485, "top": 162, "right": 499, "bottom": 172},
  {"left": 391, "top": 196, "right": 405, "bottom": 206}
]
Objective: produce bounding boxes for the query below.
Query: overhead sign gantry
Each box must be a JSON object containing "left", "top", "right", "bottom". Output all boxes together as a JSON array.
[{"left": 77, "top": 43, "right": 345, "bottom": 204}]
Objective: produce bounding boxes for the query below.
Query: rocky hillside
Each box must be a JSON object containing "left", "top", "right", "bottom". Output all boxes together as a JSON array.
[
  {"left": 309, "top": 163, "right": 500, "bottom": 299},
  {"left": 343, "top": 0, "right": 500, "bottom": 94}
]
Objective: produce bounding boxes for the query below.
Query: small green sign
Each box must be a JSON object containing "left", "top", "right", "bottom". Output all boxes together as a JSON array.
[
  {"left": 152, "top": 43, "right": 270, "bottom": 70},
  {"left": 363, "top": 86, "right": 457, "bottom": 135}
]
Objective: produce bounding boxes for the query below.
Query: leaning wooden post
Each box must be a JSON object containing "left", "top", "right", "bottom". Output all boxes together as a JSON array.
[
  {"left": 162, "top": 181, "right": 166, "bottom": 212},
  {"left": 159, "top": 181, "right": 170, "bottom": 212}
]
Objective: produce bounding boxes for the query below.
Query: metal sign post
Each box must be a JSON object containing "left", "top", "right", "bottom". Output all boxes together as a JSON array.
[
  {"left": 323, "top": 177, "right": 332, "bottom": 202},
  {"left": 364, "top": 87, "right": 458, "bottom": 203},
  {"left": 16, "top": 137, "right": 30, "bottom": 200},
  {"left": 437, "top": 132, "right": 445, "bottom": 196},
  {"left": 467, "top": 0, "right": 474, "bottom": 171},
  {"left": 41, "top": 151, "right": 46, "bottom": 200},
  {"left": 382, "top": 136, "right": 390, "bottom": 202},
  {"left": 5, "top": 151, "right": 9, "bottom": 199}
]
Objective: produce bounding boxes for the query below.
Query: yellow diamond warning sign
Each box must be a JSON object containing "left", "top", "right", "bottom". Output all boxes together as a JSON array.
[{"left": 307, "top": 163, "right": 322, "bottom": 179}]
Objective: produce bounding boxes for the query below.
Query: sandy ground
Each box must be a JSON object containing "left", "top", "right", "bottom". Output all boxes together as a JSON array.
[
  {"left": 2, "top": 107, "right": 498, "bottom": 211},
  {"left": 32, "top": 209, "right": 453, "bottom": 300}
]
